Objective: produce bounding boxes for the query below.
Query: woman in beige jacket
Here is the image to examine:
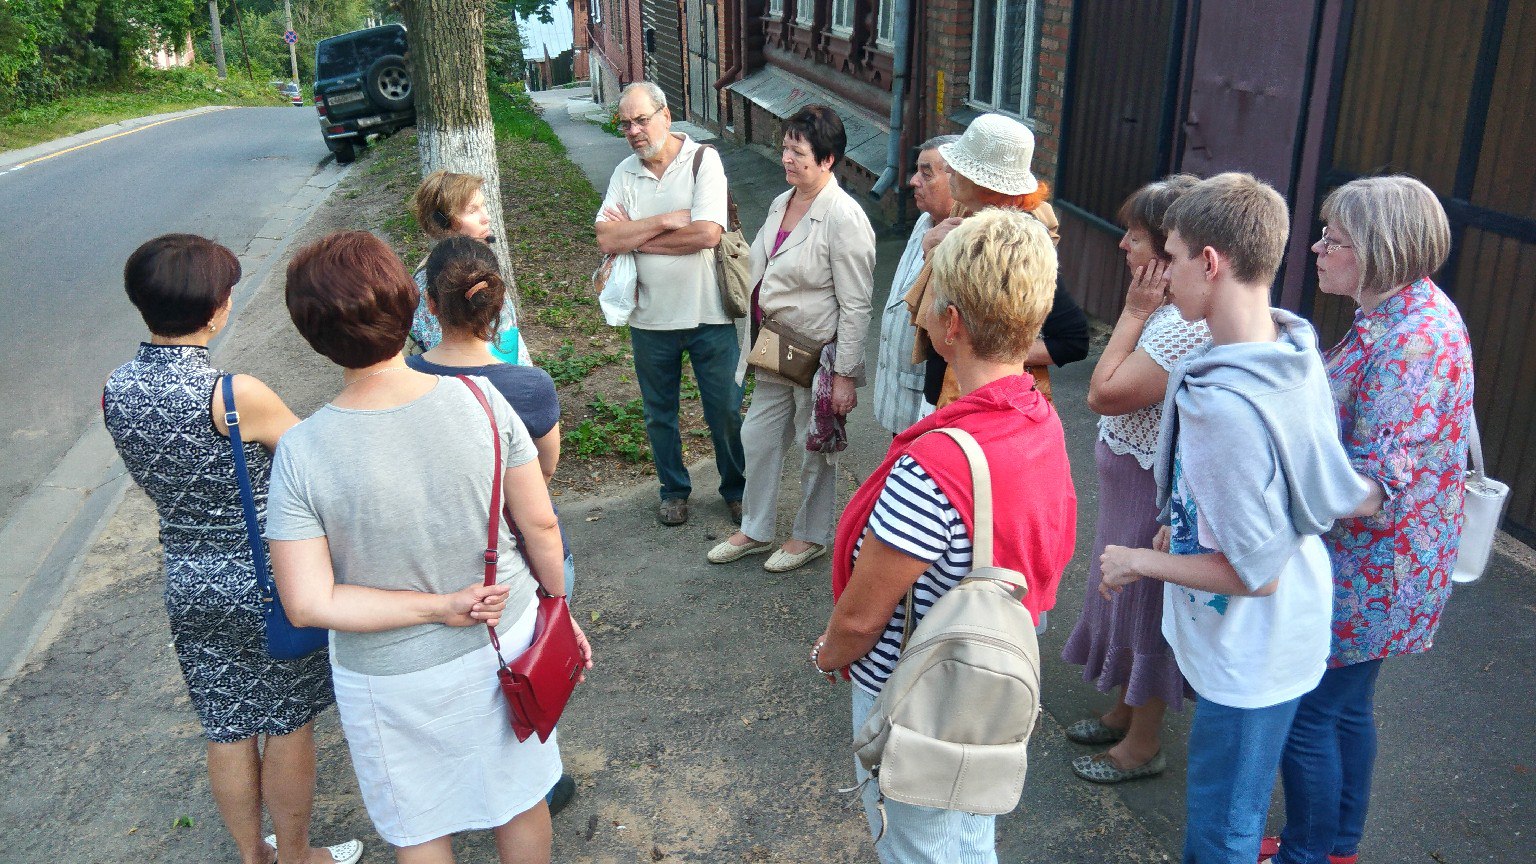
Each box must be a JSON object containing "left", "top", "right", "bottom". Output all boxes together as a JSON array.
[{"left": 707, "top": 105, "right": 875, "bottom": 573}]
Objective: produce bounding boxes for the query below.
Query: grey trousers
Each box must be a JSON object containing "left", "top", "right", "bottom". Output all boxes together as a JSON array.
[{"left": 739, "top": 376, "right": 838, "bottom": 548}]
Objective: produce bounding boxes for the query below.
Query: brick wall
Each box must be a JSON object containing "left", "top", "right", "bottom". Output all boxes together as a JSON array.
[{"left": 918, "top": 0, "right": 1072, "bottom": 186}]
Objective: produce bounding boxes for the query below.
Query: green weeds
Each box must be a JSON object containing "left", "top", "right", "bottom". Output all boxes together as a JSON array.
[
  {"left": 537, "top": 340, "right": 625, "bottom": 385},
  {"left": 564, "top": 395, "right": 650, "bottom": 462}
]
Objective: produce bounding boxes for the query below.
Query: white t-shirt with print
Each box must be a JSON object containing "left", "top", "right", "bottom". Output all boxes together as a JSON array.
[
  {"left": 596, "top": 134, "right": 729, "bottom": 330},
  {"left": 1160, "top": 451, "right": 1331, "bottom": 709}
]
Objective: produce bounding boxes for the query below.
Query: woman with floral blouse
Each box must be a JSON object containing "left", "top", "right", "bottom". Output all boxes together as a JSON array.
[{"left": 1262, "top": 176, "right": 1475, "bottom": 864}]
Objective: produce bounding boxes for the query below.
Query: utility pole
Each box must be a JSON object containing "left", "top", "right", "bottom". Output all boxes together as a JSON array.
[
  {"left": 284, "top": 0, "right": 301, "bottom": 85},
  {"left": 208, "top": 1, "right": 228, "bottom": 78}
]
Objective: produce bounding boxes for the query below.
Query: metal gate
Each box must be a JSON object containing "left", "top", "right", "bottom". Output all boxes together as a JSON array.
[
  {"left": 643, "top": 0, "right": 688, "bottom": 114},
  {"left": 1307, "top": 0, "right": 1536, "bottom": 539},
  {"left": 684, "top": 0, "right": 719, "bottom": 125}
]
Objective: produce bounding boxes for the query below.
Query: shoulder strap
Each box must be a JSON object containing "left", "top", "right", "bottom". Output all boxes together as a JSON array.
[
  {"left": 458, "top": 376, "right": 510, "bottom": 665},
  {"left": 222, "top": 376, "right": 273, "bottom": 600},
  {"left": 1468, "top": 410, "right": 1486, "bottom": 482},
  {"left": 690, "top": 143, "right": 741, "bottom": 232},
  {"left": 921, "top": 428, "right": 995, "bottom": 568}
]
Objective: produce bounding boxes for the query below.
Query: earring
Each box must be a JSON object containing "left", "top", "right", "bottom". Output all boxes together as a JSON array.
[
  {"left": 944, "top": 336, "right": 954, "bottom": 346},
  {"left": 208, "top": 323, "right": 217, "bottom": 333}
]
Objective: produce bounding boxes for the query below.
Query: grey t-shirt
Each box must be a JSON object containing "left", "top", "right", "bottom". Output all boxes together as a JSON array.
[{"left": 266, "top": 376, "right": 539, "bottom": 675}]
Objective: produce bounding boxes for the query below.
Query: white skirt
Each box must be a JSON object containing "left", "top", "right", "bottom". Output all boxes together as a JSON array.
[{"left": 331, "top": 603, "right": 562, "bottom": 847}]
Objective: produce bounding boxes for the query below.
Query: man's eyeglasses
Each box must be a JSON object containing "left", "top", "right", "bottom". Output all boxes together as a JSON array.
[
  {"left": 1318, "top": 226, "right": 1354, "bottom": 256},
  {"left": 617, "top": 112, "right": 656, "bottom": 132}
]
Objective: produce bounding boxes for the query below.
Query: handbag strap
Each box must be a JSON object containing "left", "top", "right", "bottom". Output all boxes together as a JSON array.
[
  {"left": 1467, "top": 410, "right": 1487, "bottom": 482},
  {"left": 458, "top": 376, "right": 510, "bottom": 666},
  {"left": 690, "top": 144, "right": 742, "bottom": 232},
  {"left": 221, "top": 376, "right": 274, "bottom": 603}
]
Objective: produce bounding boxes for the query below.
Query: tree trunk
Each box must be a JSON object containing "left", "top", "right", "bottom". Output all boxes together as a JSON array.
[{"left": 399, "top": 0, "right": 527, "bottom": 357}]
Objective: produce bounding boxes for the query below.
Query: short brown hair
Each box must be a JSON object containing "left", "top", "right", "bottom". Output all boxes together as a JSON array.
[
  {"left": 1118, "top": 174, "right": 1201, "bottom": 259},
  {"left": 124, "top": 234, "right": 240, "bottom": 337},
  {"left": 928, "top": 208, "right": 1058, "bottom": 363},
  {"left": 285, "top": 231, "right": 417, "bottom": 369},
  {"left": 414, "top": 171, "right": 485, "bottom": 239},
  {"left": 781, "top": 104, "right": 846, "bottom": 168},
  {"left": 1163, "top": 172, "right": 1290, "bottom": 284},
  {"left": 425, "top": 236, "right": 505, "bottom": 342},
  {"left": 1320, "top": 176, "right": 1450, "bottom": 296}
]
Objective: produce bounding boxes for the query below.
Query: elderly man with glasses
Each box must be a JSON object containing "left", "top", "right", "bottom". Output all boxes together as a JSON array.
[{"left": 595, "top": 81, "right": 746, "bottom": 527}]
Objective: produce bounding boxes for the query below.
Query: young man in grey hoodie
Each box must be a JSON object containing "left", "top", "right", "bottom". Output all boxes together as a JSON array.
[{"left": 1098, "top": 173, "right": 1383, "bottom": 864}]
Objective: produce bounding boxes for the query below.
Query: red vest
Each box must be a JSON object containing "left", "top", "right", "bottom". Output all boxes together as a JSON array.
[{"left": 831, "top": 375, "right": 1077, "bottom": 625}]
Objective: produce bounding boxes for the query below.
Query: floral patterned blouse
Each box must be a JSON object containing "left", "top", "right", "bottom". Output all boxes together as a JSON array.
[{"left": 1323, "top": 278, "right": 1474, "bottom": 667}]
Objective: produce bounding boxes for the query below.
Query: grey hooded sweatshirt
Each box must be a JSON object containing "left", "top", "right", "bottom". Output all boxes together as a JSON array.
[{"left": 1154, "top": 308, "right": 1371, "bottom": 591}]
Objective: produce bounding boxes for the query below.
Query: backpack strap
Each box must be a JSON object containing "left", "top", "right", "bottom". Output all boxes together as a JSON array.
[{"left": 924, "top": 428, "right": 994, "bottom": 568}]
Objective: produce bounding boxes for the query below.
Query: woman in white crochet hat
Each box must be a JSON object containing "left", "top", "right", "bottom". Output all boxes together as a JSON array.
[{"left": 905, "top": 113, "right": 1089, "bottom": 408}]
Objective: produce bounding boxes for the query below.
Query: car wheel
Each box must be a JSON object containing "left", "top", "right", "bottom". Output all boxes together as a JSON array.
[
  {"left": 365, "top": 55, "right": 413, "bottom": 112},
  {"left": 331, "top": 140, "right": 356, "bottom": 164}
]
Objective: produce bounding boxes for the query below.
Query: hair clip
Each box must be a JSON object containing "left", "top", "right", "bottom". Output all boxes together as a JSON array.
[{"left": 465, "top": 280, "right": 489, "bottom": 299}]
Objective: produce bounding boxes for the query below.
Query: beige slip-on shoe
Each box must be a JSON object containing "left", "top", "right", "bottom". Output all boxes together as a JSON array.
[
  {"left": 708, "top": 537, "right": 773, "bottom": 564},
  {"left": 763, "top": 543, "right": 827, "bottom": 573}
]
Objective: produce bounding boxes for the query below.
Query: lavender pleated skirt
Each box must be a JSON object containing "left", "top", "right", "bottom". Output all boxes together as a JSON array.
[{"left": 1061, "top": 440, "right": 1191, "bottom": 710}]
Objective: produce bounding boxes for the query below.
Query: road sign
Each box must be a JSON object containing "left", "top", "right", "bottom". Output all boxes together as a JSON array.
[{"left": 284, "top": 30, "right": 297, "bottom": 45}]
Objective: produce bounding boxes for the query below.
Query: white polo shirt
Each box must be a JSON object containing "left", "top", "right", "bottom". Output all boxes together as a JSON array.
[{"left": 596, "top": 134, "right": 730, "bottom": 331}]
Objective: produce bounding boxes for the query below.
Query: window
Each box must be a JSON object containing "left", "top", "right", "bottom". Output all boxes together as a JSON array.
[
  {"left": 795, "top": 0, "right": 815, "bottom": 27},
  {"left": 768, "top": 0, "right": 784, "bottom": 18},
  {"left": 876, "top": 0, "right": 896, "bottom": 47},
  {"left": 830, "top": 0, "right": 854, "bottom": 35},
  {"left": 970, "top": 0, "right": 1041, "bottom": 119},
  {"left": 591, "top": 0, "right": 602, "bottom": 24}
]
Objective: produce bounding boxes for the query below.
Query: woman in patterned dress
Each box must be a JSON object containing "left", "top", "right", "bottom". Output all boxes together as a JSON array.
[
  {"left": 1059, "top": 176, "right": 1208, "bottom": 784},
  {"left": 102, "top": 235, "right": 357, "bottom": 864},
  {"left": 1262, "top": 177, "right": 1474, "bottom": 864}
]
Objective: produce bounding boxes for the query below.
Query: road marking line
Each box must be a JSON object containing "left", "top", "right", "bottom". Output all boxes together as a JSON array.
[{"left": 4, "top": 106, "right": 233, "bottom": 173}]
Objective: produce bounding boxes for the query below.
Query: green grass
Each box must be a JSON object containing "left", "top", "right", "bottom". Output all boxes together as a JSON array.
[
  {"left": 488, "top": 78, "right": 564, "bottom": 152},
  {"left": 0, "top": 64, "right": 287, "bottom": 153}
]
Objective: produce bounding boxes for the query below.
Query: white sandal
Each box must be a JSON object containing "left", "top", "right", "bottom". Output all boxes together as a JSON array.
[{"left": 263, "top": 835, "right": 364, "bottom": 864}]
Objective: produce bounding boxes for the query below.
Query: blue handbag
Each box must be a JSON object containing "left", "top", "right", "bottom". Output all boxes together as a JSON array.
[{"left": 222, "top": 375, "right": 328, "bottom": 660}]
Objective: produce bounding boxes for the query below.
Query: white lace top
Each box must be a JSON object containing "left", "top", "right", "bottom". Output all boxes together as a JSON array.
[{"left": 1098, "top": 304, "right": 1211, "bottom": 469}]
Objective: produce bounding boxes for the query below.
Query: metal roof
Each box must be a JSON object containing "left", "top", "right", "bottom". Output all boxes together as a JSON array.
[
  {"left": 727, "top": 66, "right": 891, "bottom": 174},
  {"left": 518, "top": 3, "right": 574, "bottom": 62}
]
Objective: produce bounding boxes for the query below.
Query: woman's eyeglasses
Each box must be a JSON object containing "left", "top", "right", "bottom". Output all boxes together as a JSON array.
[{"left": 1318, "top": 227, "right": 1354, "bottom": 256}]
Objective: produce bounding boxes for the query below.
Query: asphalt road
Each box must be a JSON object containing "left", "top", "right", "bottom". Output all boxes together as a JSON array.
[{"left": 0, "top": 106, "right": 329, "bottom": 526}]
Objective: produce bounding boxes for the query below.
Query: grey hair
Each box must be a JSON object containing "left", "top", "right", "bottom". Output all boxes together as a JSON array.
[
  {"left": 620, "top": 81, "right": 667, "bottom": 112},
  {"left": 1320, "top": 175, "right": 1450, "bottom": 297},
  {"left": 920, "top": 134, "right": 961, "bottom": 153}
]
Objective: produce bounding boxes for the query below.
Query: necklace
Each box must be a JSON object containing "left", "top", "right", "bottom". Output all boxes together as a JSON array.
[{"left": 341, "top": 365, "right": 409, "bottom": 391}]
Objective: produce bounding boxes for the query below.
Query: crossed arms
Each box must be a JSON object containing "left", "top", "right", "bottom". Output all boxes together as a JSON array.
[{"left": 595, "top": 204, "right": 722, "bottom": 256}]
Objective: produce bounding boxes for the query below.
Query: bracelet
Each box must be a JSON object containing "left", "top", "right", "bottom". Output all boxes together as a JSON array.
[{"left": 810, "top": 639, "right": 833, "bottom": 675}]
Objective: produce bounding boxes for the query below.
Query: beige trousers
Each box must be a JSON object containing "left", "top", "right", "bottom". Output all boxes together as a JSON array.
[{"left": 739, "top": 376, "right": 838, "bottom": 548}]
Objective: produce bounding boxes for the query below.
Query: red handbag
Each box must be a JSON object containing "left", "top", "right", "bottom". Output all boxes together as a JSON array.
[{"left": 461, "top": 376, "right": 584, "bottom": 743}]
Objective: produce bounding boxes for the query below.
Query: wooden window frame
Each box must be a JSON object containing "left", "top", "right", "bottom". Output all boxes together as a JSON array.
[{"left": 968, "top": 0, "right": 1042, "bottom": 120}]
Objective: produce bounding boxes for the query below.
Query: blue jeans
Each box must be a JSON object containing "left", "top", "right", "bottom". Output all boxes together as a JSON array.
[
  {"left": 1184, "top": 693, "right": 1302, "bottom": 864},
  {"left": 629, "top": 324, "right": 745, "bottom": 503},
  {"left": 1276, "top": 660, "right": 1384, "bottom": 863},
  {"left": 851, "top": 687, "right": 996, "bottom": 864}
]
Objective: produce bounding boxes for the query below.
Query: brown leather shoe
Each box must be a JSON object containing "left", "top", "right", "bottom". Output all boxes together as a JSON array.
[
  {"left": 727, "top": 500, "right": 743, "bottom": 524},
  {"left": 659, "top": 498, "right": 689, "bottom": 526}
]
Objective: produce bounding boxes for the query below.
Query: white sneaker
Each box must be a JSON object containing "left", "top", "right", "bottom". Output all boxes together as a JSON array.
[{"left": 264, "top": 835, "right": 364, "bottom": 864}]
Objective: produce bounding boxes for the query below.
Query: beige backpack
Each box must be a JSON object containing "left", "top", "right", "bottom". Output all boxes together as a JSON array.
[{"left": 852, "top": 428, "right": 1042, "bottom": 818}]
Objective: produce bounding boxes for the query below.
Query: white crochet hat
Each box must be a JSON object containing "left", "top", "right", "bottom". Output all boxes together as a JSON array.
[{"left": 938, "top": 114, "right": 1039, "bottom": 196}]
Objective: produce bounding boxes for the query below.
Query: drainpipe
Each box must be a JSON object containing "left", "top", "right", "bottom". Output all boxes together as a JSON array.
[
  {"left": 869, "top": 0, "right": 912, "bottom": 200},
  {"left": 714, "top": 0, "right": 742, "bottom": 89}
]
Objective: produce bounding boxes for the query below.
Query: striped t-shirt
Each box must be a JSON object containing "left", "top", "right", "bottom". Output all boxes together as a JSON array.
[{"left": 848, "top": 456, "right": 973, "bottom": 696}]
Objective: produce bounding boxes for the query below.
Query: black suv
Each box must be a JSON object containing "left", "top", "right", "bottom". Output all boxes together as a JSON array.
[{"left": 313, "top": 24, "right": 414, "bottom": 164}]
